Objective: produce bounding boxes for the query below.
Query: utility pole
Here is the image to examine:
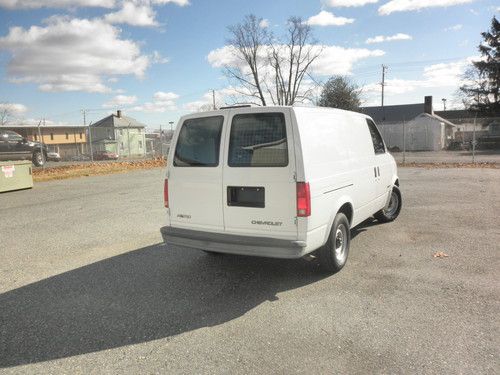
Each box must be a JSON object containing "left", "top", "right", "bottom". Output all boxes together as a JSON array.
[
  {"left": 441, "top": 98, "right": 447, "bottom": 111},
  {"left": 38, "top": 119, "right": 44, "bottom": 168},
  {"left": 159, "top": 124, "right": 163, "bottom": 158},
  {"left": 381, "top": 64, "right": 387, "bottom": 107},
  {"left": 82, "top": 109, "right": 94, "bottom": 161},
  {"left": 381, "top": 64, "right": 387, "bottom": 120},
  {"left": 212, "top": 90, "right": 216, "bottom": 110}
]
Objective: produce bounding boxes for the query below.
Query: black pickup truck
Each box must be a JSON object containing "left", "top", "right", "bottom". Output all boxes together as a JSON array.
[{"left": 0, "top": 130, "right": 48, "bottom": 167}]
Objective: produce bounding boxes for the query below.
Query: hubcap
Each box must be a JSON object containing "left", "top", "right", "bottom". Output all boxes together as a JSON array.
[
  {"left": 385, "top": 191, "right": 399, "bottom": 217},
  {"left": 334, "top": 224, "right": 347, "bottom": 263}
]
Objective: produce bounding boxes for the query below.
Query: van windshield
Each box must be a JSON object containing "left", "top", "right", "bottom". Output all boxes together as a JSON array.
[
  {"left": 228, "top": 113, "right": 288, "bottom": 167},
  {"left": 174, "top": 116, "right": 223, "bottom": 167}
]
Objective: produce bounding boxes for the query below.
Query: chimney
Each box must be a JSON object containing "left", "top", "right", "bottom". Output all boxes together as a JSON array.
[
  {"left": 424, "top": 96, "right": 433, "bottom": 115},
  {"left": 117, "top": 110, "right": 122, "bottom": 118}
]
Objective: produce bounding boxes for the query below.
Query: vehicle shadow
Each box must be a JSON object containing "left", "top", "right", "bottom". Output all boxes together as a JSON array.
[
  {"left": 351, "top": 217, "right": 379, "bottom": 240},
  {"left": 0, "top": 244, "right": 327, "bottom": 368}
]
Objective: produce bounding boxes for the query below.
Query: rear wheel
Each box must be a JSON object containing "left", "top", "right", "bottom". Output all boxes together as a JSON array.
[
  {"left": 318, "top": 212, "right": 350, "bottom": 273},
  {"left": 374, "top": 185, "right": 402, "bottom": 223},
  {"left": 32, "top": 151, "right": 45, "bottom": 167}
]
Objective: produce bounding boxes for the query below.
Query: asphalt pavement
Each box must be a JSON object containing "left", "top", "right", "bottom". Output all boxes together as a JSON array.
[{"left": 0, "top": 167, "right": 499, "bottom": 374}]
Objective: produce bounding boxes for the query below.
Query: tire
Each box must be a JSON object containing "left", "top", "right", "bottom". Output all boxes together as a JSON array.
[
  {"left": 318, "top": 212, "right": 350, "bottom": 273},
  {"left": 374, "top": 185, "right": 402, "bottom": 223},
  {"left": 32, "top": 151, "right": 45, "bottom": 167}
]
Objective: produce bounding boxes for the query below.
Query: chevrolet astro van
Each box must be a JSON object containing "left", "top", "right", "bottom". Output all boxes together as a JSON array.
[{"left": 161, "top": 106, "right": 402, "bottom": 272}]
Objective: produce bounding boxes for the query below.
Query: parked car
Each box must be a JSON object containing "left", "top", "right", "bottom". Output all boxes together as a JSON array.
[
  {"left": 161, "top": 106, "right": 402, "bottom": 273},
  {"left": 47, "top": 151, "right": 61, "bottom": 161},
  {"left": 93, "top": 150, "right": 119, "bottom": 160},
  {"left": 0, "top": 130, "right": 48, "bottom": 167}
]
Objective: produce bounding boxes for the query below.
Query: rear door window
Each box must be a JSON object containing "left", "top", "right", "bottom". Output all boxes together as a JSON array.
[
  {"left": 174, "top": 116, "right": 223, "bottom": 167},
  {"left": 228, "top": 113, "right": 288, "bottom": 167}
]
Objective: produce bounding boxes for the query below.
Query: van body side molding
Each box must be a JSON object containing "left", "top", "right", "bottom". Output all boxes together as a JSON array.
[{"left": 323, "top": 184, "right": 354, "bottom": 195}]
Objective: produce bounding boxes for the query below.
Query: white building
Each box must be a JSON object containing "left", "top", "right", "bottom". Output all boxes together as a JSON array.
[{"left": 361, "top": 96, "right": 456, "bottom": 151}]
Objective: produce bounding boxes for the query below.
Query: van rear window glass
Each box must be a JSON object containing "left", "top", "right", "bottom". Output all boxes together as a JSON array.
[
  {"left": 174, "top": 116, "right": 223, "bottom": 167},
  {"left": 228, "top": 113, "right": 288, "bottom": 167}
]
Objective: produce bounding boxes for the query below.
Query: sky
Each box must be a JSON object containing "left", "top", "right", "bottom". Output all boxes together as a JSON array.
[{"left": 0, "top": 0, "right": 498, "bottom": 128}]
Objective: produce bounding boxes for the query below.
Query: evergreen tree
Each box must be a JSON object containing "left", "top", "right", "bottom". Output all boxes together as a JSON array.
[
  {"left": 317, "top": 76, "right": 361, "bottom": 112},
  {"left": 460, "top": 17, "right": 500, "bottom": 113}
]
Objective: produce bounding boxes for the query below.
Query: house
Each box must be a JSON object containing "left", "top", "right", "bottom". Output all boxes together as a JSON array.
[
  {"left": 360, "top": 96, "right": 456, "bottom": 151},
  {"left": 1, "top": 124, "right": 88, "bottom": 158},
  {"left": 90, "top": 110, "right": 146, "bottom": 157},
  {"left": 434, "top": 109, "right": 500, "bottom": 143}
]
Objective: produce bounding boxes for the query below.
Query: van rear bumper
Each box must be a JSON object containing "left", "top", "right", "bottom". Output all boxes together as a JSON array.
[{"left": 161, "top": 226, "right": 307, "bottom": 259}]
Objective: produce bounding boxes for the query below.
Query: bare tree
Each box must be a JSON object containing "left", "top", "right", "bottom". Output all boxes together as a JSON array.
[
  {"left": 0, "top": 105, "right": 13, "bottom": 126},
  {"left": 268, "top": 17, "right": 322, "bottom": 105},
  {"left": 224, "top": 15, "right": 322, "bottom": 106},
  {"left": 225, "top": 15, "right": 270, "bottom": 106}
]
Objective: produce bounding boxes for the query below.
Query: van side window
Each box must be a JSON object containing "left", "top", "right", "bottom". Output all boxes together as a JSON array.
[
  {"left": 366, "top": 119, "right": 385, "bottom": 154},
  {"left": 228, "top": 113, "right": 288, "bottom": 167},
  {"left": 174, "top": 116, "right": 223, "bottom": 167}
]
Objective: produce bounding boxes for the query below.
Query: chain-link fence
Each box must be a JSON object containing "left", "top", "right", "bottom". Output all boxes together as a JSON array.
[{"left": 377, "top": 116, "right": 500, "bottom": 165}]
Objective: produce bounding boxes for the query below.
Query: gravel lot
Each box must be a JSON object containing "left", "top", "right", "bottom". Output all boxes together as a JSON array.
[{"left": 0, "top": 167, "right": 499, "bottom": 374}]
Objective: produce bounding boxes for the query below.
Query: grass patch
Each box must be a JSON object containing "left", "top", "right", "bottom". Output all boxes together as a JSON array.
[{"left": 33, "top": 158, "right": 166, "bottom": 182}]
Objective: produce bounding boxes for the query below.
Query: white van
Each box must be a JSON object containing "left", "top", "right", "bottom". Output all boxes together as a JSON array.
[{"left": 161, "top": 106, "right": 402, "bottom": 272}]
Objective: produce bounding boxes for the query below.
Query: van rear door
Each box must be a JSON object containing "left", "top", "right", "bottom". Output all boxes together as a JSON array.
[
  {"left": 168, "top": 114, "right": 225, "bottom": 232},
  {"left": 222, "top": 109, "right": 297, "bottom": 239}
]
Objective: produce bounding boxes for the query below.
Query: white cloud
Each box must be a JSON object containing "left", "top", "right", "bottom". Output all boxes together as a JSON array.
[
  {"left": 152, "top": 0, "right": 189, "bottom": 5},
  {"left": 379, "top": 0, "right": 475, "bottom": 15},
  {"left": 445, "top": 24, "right": 463, "bottom": 31},
  {"left": 362, "top": 58, "right": 474, "bottom": 102},
  {"left": 323, "top": 0, "right": 378, "bottom": 7},
  {"left": 105, "top": 1, "right": 158, "bottom": 27},
  {"left": 0, "top": 16, "right": 150, "bottom": 93},
  {"left": 131, "top": 91, "right": 179, "bottom": 112},
  {"left": 312, "top": 46, "right": 385, "bottom": 75},
  {"left": 208, "top": 44, "right": 384, "bottom": 77},
  {"left": 103, "top": 94, "right": 138, "bottom": 108},
  {"left": 305, "top": 11, "right": 354, "bottom": 26},
  {"left": 0, "top": 0, "right": 115, "bottom": 9},
  {"left": 0, "top": 102, "right": 28, "bottom": 114},
  {"left": 365, "top": 33, "right": 412, "bottom": 44},
  {"left": 0, "top": 0, "right": 189, "bottom": 8},
  {"left": 183, "top": 87, "right": 247, "bottom": 112},
  {"left": 259, "top": 19, "right": 270, "bottom": 28}
]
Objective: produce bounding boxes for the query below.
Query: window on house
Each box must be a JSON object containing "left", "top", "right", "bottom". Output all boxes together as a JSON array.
[
  {"left": 366, "top": 119, "right": 386, "bottom": 155},
  {"left": 119, "top": 129, "right": 123, "bottom": 136},
  {"left": 79, "top": 132, "right": 82, "bottom": 139},
  {"left": 138, "top": 140, "right": 143, "bottom": 149},
  {"left": 65, "top": 133, "right": 69, "bottom": 140},
  {"left": 50, "top": 133, "right": 54, "bottom": 140},
  {"left": 34, "top": 134, "right": 38, "bottom": 141}
]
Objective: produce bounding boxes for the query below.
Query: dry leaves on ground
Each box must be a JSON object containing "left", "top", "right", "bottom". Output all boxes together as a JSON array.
[
  {"left": 33, "top": 158, "right": 166, "bottom": 182},
  {"left": 433, "top": 251, "right": 449, "bottom": 258}
]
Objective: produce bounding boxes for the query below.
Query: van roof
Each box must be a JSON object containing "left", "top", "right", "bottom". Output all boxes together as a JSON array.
[{"left": 180, "top": 105, "right": 372, "bottom": 121}]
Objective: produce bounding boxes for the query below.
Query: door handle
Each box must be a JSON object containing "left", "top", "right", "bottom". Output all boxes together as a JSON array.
[
  {"left": 377, "top": 167, "right": 380, "bottom": 176},
  {"left": 374, "top": 167, "right": 377, "bottom": 178}
]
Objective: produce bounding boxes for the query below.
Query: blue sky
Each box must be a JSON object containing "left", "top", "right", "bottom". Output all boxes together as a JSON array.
[{"left": 0, "top": 0, "right": 498, "bottom": 128}]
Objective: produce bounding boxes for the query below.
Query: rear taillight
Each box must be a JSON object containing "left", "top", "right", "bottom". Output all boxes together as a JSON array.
[
  {"left": 164, "top": 179, "right": 169, "bottom": 208},
  {"left": 296, "top": 182, "right": 311, "bottom": 217}
]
